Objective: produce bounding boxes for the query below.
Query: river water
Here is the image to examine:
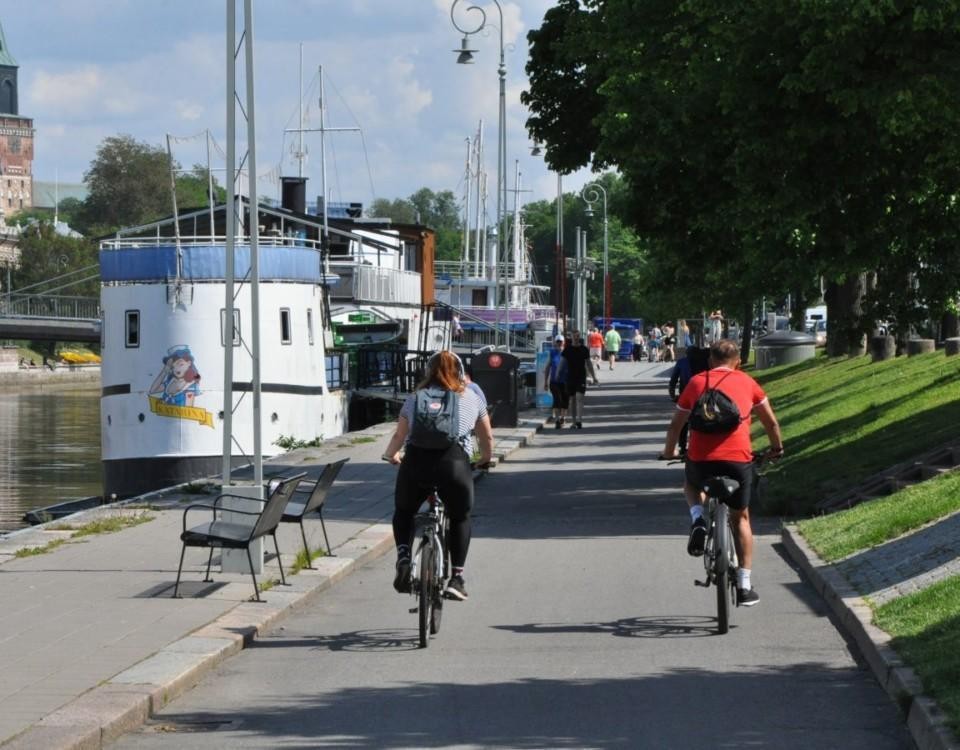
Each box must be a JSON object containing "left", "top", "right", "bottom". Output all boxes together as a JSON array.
[{"left": 0, "top": 386, "right": 102, "bottom": 532}]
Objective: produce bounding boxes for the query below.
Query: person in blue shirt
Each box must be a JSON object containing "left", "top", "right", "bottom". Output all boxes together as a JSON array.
[
  {"left": 668, "top": 345, "right": 709, "bottom": 454},
  {"left": 543, "top": 335, "right": 569, "bottom": 428}
]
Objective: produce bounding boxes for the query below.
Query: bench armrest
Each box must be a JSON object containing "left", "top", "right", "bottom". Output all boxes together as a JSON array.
[
  {"left": 181, "top": 502, "right": 260, "bottom": 532},
  {"left": 210, "top": 493, "right": 266, "bottom": 510}
]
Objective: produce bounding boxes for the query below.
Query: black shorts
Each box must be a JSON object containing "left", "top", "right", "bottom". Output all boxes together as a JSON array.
[
  {"left": 550, "top": 382, "right": 569, "bottom": 408},
  {"left": 685, "top": 460, "right": 755, "bottom": 510},
  {"left": 566, "top": 380, "right": 587, "bottom": 396}
]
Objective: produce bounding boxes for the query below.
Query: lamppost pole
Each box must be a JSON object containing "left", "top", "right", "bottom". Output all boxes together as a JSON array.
[
  {"left": 581, "top": 182, "right": 609, "bottom": 328},
  {"left": 451, "top": 0, "right": 508, "bottom": 350}
]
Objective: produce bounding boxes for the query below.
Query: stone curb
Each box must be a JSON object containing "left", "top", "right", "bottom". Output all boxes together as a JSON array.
[
  {"left": 782, "top": 525, "right": 960, "bottom": 750},
  {"left": 0, "top": 417, "right": 545, "bottom": 750}
]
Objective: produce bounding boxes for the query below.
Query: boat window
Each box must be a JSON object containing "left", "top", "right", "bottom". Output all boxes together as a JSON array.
[
  {"left": 326, "top": 352, "right": 347, "bottom": 390},
  {"left": 280, "top": 308, "right": 292, "bottom": 344},
  {"left": 220, "top": 308, "right": 241, "bottom": 346},
  {"left": 307, "top": 308, "right": 315, "bottom": 346},
  {"left": 125, "top": 310, "right": 140, "bottom": 348}
]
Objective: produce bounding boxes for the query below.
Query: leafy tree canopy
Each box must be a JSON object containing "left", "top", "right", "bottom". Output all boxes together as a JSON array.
[{"left": 524, "top": 0, "right": 960, "bottom": 345}]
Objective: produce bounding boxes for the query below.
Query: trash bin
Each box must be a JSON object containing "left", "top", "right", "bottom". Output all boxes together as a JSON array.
[
  {"left": 471, "top": 351, "right": 520, "bottom": 427},
  {"left": 754, "top": 330, "right": 816, "bottom": 370}
]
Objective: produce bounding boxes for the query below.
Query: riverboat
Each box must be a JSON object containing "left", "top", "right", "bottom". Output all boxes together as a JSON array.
[{"left": 99, "top": 193, "right": 439, "bottom": 498}]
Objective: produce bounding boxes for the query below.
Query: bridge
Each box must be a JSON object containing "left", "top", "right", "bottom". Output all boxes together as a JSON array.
[{"left": 0, "top": 293, "right": 101, "bottom": 342}]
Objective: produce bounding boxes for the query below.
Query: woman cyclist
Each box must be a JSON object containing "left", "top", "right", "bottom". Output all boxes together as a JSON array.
[{"left": 382, "top": 351, "right": 494, "bottom": 601}]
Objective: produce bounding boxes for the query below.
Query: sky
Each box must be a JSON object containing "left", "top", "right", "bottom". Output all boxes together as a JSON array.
[{"left": 3, "top": 0, "right": 592, "bottom": 215}]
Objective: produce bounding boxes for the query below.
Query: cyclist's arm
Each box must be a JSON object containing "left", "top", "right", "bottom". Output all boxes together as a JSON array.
[
  {"left": 661, "top": 409, "right": 688, "bottom": 458},
  {"left": 754, "top": 400, "right": 784, "bottom": 457},
  {"left": 382, "top": 416, "right": 409, "bottom": 464},
  {"left": 474, "top": 414, "right": 494, "bottom": 465}
]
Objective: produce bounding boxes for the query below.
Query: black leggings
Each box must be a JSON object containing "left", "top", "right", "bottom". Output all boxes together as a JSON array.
[{"left": 392, "top": 444, "right": 474, "bottom": 568}]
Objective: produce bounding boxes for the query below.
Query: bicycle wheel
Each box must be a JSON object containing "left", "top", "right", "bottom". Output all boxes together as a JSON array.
[
  {"left": 430, "top": 538, "right": 448, "bottom": 635},
  {"left": 418, "top": 542, "right": 434, "bottom": 648},
  {"left": 714, "top": 504, "right": 732, "bottom": 634}
]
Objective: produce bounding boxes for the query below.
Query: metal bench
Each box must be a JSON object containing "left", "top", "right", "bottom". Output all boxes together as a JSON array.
[
  {"left": 281, "top": 458, "right": 349, "bottom": 565},
  {"left": 173, "top": 472, "right": 307, "bottom": 601}
]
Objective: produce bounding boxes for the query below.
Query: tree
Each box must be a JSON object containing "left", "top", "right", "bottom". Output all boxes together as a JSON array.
[
  {"left": 524, "top": 1, "right": 960, "bottom": 353},
  {"left": 370, "top": 188, "right": 463, "bottom": 260},
  {"left": 81, "top": 135, "right": 174, "bottom": 235}
]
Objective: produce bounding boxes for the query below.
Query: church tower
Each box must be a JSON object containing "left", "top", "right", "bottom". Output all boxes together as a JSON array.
[{"left": 0, "top": 19, "right": 33, "bottom": 215}]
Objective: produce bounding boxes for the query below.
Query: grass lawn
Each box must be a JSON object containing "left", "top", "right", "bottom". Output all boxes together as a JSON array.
[
  {"left": 747, "top": 351, "right": 960, "bottom": 515},
  {"left": 795, "top": 471, "right": 960, "bottom": 561},
  {"left": 874, "top": 575, "right": 960, "bottom": 734}
]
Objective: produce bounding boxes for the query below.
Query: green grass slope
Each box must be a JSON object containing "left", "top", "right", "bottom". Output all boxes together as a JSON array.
[{"left": 749, "top": 351, "right": 960, "bottom": 515}]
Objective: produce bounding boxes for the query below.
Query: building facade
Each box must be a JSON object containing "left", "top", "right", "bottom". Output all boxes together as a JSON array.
[{"left": 0, "top": 19, "right": 32, "bottom": 217}]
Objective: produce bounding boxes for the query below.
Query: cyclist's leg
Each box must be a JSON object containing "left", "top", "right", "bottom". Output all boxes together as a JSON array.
[
  {"left": 722, "top": 461, "right": 759, "bottom": 602},
  {"left": 683, "top": 461, "right": 711, "bottom": 555},
  {"left": 392, "top": 461, "right": 424, "bottom": 554},
  {"left": 437, "top": 446, "right": 474, "bottom": 599}
]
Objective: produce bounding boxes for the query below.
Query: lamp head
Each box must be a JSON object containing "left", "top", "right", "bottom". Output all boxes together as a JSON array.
[
  {"left": 455, "top": 36, "right": 476, "bottom": 64},
  {"left": 531, "top": 141, "right": 542, "bottom": 156},
  {"left": 584, "top": 205, "right": 594, "bottom": 218}
]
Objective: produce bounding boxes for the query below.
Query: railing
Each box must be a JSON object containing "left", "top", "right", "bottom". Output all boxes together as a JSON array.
[
  {"left": 0, "top": 293, "right": 101, "bottom": 320},
  {"left": 354, "top": 347, "right": 432, "bottom": 396},
  {"left": 329, "top": 263, "right": 421, "bottom": 306},
  {"left": 100, "top": 235, "right": 325, "bottom": 251},
  {"left": 434, "top": 260, "right": 528, "bottom": 282}
]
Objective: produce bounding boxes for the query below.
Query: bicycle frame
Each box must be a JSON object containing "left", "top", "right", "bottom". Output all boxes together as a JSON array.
[{"left": 409, "top": 492, "right": 447, "bottom": 591}]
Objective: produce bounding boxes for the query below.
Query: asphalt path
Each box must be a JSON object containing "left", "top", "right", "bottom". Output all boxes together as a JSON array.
[{"left": 115, "top": 361, "right": 911, "bottom": 749}]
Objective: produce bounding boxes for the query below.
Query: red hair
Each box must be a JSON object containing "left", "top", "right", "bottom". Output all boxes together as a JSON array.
[{"left": 418, "top": 351, "right": 464, "bottom": 392}]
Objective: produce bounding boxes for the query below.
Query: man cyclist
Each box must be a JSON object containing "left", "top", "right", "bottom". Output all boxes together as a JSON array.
[
  {"left": 659, "top": 339, "right": 783, "bottom": 606},
  {"left": 382, "top": 351, "right": 494, "bottom": 601}
]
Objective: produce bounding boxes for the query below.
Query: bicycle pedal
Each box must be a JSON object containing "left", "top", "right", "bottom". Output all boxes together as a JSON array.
[
  {"left": 408, "top": 606, "right": 418, "bottom": 614},
  {"left": 694, "top": 579, "right": 709, "bottom": 587}
]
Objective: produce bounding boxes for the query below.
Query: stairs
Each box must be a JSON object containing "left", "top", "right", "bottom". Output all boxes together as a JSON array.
[{"left": 814, "top": 442, "right": 960, "bottom": 514}]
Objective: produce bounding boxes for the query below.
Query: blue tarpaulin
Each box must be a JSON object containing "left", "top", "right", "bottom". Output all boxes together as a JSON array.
[{"left": 100, "top": 244, "right": 323, "bottom": 283}]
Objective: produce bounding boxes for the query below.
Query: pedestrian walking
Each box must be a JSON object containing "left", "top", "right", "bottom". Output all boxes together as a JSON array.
[
  {"left": 587, "top": 328, "right": 604, "bottom": 379},
  {"left": 709, "top": 310, "right": 723, "bottom": 343},
  {"left": 562, "top": 330, "right": 593, "bottom": 429},
  {"left": 632, "top": 328, "right": 645, "bottom": 361},
  {"left": 543, "top": 335, "right": 569, "bottom": 428},
  {"left": 603, "top": 325, "right": 621, "bottom": 370}
]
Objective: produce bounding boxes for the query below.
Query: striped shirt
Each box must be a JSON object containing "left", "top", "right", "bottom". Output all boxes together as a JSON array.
[{"left": 400, "top": 387, "right": 488, "bottom": 454}]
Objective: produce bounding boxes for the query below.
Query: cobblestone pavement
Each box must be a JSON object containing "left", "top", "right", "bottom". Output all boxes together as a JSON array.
[{"left": 833, "top": 511, "right": 960, "bottom": 605}]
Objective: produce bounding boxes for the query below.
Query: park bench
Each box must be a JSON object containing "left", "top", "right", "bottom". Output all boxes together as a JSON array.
[
  {"left": 173, "top": 472, "right": 306, "bottom": 601},
  {"left": 281, "top": 458, "right": 350, "bottom": 565}
]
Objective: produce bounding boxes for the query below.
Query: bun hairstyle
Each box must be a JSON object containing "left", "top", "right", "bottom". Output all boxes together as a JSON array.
[{"left": 420, "top": 350, "right": 466, "bottom": 392}]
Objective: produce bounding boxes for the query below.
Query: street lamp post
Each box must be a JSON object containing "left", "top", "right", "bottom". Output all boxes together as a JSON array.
[
  {"left": 451, "top": 0, "right": 509, "bottom": 350},
  {"left": 581, "top": 182, "right": 609, "bottom": 328}
]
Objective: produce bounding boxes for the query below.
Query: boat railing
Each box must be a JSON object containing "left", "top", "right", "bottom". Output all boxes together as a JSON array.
[
  {"left": 329, "top": 263, "right": 420, "bottom": 306},
  {"left": 100, "top": 235, "right": 325, "bottom": 251},
  {"left": 434, "top": 260, "right": 528, "bottom": 282}
]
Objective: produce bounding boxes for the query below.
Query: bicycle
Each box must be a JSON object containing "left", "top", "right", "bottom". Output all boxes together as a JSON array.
[
  {"left": 407, "top": 486, "right": 449, "bottom": 648},
  {"left": 663, "top": 452, "right": 768, "bottom": 634}
]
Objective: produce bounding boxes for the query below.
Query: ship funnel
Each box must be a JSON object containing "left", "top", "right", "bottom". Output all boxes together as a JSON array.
[{"left": 280, "top": 176, "right": 307, "bottom": 215}]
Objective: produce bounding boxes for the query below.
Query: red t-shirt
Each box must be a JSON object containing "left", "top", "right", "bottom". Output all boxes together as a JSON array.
[
  {"left": 587, "top": 331, "right": 604, "bottom": 349},
  {"left": 676, "top": 366, "right": 767, "bottom": 462}
]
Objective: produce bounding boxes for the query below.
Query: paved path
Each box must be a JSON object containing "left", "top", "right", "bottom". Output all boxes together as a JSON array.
[
  {"left": 833, "top": 510, "right": 960, "bottom": 605},
  {"left": 110, "top": 361, "right": 911, "bottom": 749}
]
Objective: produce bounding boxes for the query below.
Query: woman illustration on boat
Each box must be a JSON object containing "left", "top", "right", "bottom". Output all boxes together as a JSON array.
[{"left": 149, "top": 345, "right": 201, "bottom": 407}]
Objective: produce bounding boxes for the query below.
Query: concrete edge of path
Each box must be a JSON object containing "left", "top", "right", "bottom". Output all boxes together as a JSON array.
[
  {"left": 781, "top": 525, "right": 960, "bottom": 750},
  {"left": 0, "top": 417, "right": 545, "bottom": 750}
]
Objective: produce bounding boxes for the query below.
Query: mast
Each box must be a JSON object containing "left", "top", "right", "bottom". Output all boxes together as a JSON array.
[{"left": 474, "top": 120, "right": 484, "bottom": 277}]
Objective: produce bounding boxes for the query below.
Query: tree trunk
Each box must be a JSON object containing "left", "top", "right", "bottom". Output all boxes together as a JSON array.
[
  {"left": 790, "top": 287, "right": 806, "bottom": 331},
  {"left": 824, "top": 274, "right": 867, "bottom": 357},
  {"left": 941, "top": 311, "right": 959, "bottom": 341},
  {"left": 741, "top": 302, "right": 754, "bottom": 364}
]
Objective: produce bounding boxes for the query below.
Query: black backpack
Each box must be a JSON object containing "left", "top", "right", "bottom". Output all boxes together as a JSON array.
[
  {"left": 688, "top": 370, "right": 743, "bottom": 434},
  {"left": 408, "top": 387, "right": 460, "bottom": 449}
]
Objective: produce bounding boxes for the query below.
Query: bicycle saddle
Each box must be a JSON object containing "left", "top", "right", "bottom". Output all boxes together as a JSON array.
[{"left": 703, "top": 476, "right": 740, "bottom": 501}]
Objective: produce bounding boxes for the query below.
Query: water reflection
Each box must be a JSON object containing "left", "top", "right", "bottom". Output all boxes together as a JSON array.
[{"left": 0, "top": 387, "right": 102, "bottom": 531}]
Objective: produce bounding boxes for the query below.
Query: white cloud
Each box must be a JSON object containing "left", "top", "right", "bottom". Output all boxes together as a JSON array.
[
  {"left": 28, "top": 67, "right": 106, "bottom": 116},
  {"left": 175, "top": 100, "right": 204, "bottom": 121}
]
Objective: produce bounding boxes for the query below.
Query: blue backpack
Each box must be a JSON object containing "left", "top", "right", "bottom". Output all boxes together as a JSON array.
[{"left": 408, "top": 387, "right": 460, "bottom": 449}]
